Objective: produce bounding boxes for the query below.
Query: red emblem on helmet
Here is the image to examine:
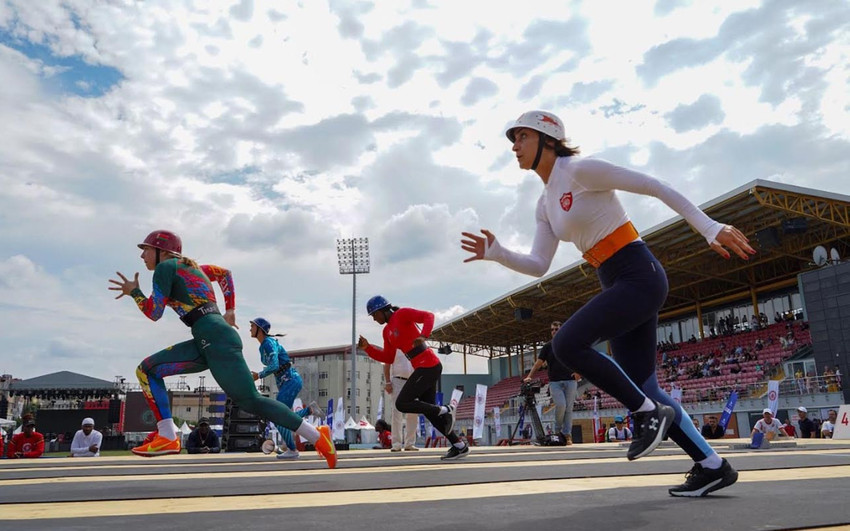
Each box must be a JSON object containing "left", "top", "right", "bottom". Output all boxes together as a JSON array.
[
  {"left": 540, "top": 115, "right": 558, "bottom": 125},
  {"left": 560, "top": 192, "right": 573, "bottom": 212}
]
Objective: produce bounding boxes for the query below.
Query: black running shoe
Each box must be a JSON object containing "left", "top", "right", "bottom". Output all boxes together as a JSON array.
[
  {"left": 669, "top": 458, "right": 738, "bottom": 497},
  {"left": 441, "top": 443, "right": 469, "bottom": 461},
  {"left": 627, "top": 402, "right": 675, "bottom": 461},
  {"left": 441, "top": 404, "right": 456, "bottom": 434}
]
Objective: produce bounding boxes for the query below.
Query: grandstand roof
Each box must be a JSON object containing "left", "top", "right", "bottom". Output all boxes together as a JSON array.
[{"left": 431, "top": 179, "right": 850, "bottom": 358}]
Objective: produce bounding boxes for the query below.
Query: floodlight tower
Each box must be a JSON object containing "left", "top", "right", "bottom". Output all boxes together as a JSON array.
[{"left": 336, "top": 238, "right": 370, "bottom": 421}]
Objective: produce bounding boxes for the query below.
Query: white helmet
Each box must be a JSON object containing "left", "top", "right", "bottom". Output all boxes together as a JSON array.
[{"left": 505, "top": 110, "right": 565, "bottom": 142}]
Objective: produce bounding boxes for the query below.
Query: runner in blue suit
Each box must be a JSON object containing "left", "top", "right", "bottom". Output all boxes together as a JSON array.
[{"left": 250, "top": 317, "right": 315, "bottom": 459}]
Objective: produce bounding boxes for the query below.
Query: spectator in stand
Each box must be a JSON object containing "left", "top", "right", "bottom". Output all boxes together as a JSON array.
[
  {"left": 821, "top": 409, "right": 837, "bottom": 439},
  {"left": 794, "top": 369, "right": 806, "bottom": 394},
  {"left": 185, "top": 418, "right": 220, "bottom": 454},
  {"left": 70, "top": 417, "right": 102, "bottom": 457},
  {"left": 834, "top": 365, "right": 842, "bottom": 389},
  {"left": 607, "top": 416, "right": 632, "bottom": 442},
  {"left": 751, "top": 409, "right": 791, "bottom": 442},
  {"left": 6, "top": 415, "right": 44, "bottom": 459},
  {"left": 701, "top": 416, "right": 726, "bottom": 439},
  {"left": 774, "top": 312, "right": 782, "bottom": 324},
  {"left": 781, "top": 419, "right": 796, "bottom": 438},
  {"left": 796, "top": 407, "right": 816, "bottom": 438},
  {"left": 373, "top": 419, "right": 393, "bottom": 449}
]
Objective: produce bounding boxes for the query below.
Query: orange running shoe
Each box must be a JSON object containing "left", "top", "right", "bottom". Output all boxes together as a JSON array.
[
  {"left": 142, "top": 430, "right": 158, "bottom": 445},
  {"left": 132, "top": 435, "right": 181, "bottom": 457},
  {"left": 314, "top": 425, "right": 337, "bottom": 469}
]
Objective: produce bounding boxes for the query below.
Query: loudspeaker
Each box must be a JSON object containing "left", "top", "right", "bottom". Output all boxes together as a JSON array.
[
  {"left": 755, "top": 227, "right": 781, "bottom": 249},
  {"left": 108, "top": 399, "right": 122, "bottom": 424},
  {"left": 514, "top": 308, "right": 533, "bottom": 321},
  {"left": 782, "top": 217, "right": 808, "bottom": 234}
]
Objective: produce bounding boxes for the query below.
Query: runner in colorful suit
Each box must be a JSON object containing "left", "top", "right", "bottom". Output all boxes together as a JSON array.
[
  {"left": 357, "top": 296, "right": 469, "bottom": 460},
  {"left": 109, "top": 230, "right": 336, "bottom": 467},
  {"left": 249, "top": 317, "right": 321, "bottom": 459},
  {"left": 462, "top": 111, "right": 752, "bottom": 496}
]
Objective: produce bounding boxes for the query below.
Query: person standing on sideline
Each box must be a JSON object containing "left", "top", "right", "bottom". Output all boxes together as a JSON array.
[
  {"left": 6, "top": 415, "right": 44, "bottom": 459},
  {"left": 383, "top": 344, "right": 419, "bottom": 452},
  {"left": 607, "top": 416, "right": 633, "bottom": 442},
  {"left": 461, "top": 111, "right": 753, "bottom": 496},
  {"left": 108, "top": 230, "right": 336, "bottom": 468},
  {"left": 70, "top": 417, "right": 102, "bottom": 457},
  {"left": 358, "top": 295, "right": 468, "bottom": 460},
  {"left": 249, "top": 317, "right": 320, "bottom": 459},
  {"left": 525, "top": 320, "right": 580, "bottom": 445}
]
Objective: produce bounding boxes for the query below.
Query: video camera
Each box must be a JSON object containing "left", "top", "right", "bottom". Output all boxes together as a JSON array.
[{"left": 520, "top": 379, "right": 542, "bottom": 398}]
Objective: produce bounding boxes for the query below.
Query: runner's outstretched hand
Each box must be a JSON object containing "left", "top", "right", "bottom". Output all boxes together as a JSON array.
[
  {"left": 461, "top": 229, "right": 496, "bottom": 262},
  {"left": 710, "top": 225, "right": 756, "bottom": 260},
  {"left": 108, "top": 271, "right": 139, "bottom": 299}
]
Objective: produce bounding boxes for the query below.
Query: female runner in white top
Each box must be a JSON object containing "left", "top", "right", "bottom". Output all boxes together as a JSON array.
[{"left": 461, "top": 111, "right": 752, "bottom": 497}]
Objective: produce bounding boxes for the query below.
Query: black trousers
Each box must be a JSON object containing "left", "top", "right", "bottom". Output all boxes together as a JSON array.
[{"left": 395, "top": 363, "right": 459, "bottom": 443}]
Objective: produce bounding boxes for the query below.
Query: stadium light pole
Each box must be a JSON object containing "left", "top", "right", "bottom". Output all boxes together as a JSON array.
[{"left": 337, "top": 238, "right": 370, "bottom": 422}]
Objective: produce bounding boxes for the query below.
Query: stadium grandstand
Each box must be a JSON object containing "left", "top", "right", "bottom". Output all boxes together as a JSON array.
[{"left": 432, "top": 179, "right": 850, "bottom": 431}]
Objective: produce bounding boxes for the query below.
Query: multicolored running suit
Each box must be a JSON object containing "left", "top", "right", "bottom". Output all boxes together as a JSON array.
[
  {"left": 257, "top": 336, "right": 309, "bottom": 450},
  {"left": 132, "top": 258, "right": 303, "bottom": 434}
]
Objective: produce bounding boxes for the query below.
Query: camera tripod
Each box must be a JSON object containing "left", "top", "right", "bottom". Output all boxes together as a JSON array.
[{"left": 509, "top": 382, "right": 546, "bottom": 445}]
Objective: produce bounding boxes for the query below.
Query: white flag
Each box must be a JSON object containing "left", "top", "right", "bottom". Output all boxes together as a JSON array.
[
  {"left": 333, "top": 396, "right": 345, "bottom": 440},
  {"left": 472, "top": 384, "right": 488, "bottom": 439},
  {"left": 592, "top": 396, "right": 600, "bottom": 442},
  {"left": 377, "top": 394, "right": 384, "bottom": 421},
  {"left": 450, "top": 388, "right": 463, "bottom": 408},
  {"left": 767, "top": 380, "right": 780, "bottom": 415},
  {"left": 493, "top": 406, "right": 501, "bottom": 439}
]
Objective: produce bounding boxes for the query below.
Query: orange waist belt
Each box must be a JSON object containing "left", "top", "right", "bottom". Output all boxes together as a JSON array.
[{"left": 582, "top": 221, "right": 640, "bottom": 268}]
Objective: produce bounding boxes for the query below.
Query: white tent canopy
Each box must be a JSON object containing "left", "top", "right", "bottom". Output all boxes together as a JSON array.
[
  {"left": 179, "top": 421, "right": 192, "bottom": 434},
  {"left": 344, "top": 416, "right": 358, "bottom": 430},
  {"left": 0, "top": 417, "right": 15, "bottom": 427},
  {"left": 358, "top": 416, "right": 375, "bottom": 431}
]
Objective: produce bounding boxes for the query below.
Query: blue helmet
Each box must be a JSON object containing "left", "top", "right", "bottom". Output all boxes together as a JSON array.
[
  {"left": 366, "top": 295, "right": 391, "bottom": 316},
  {"left": 614, "top": 415, "right": 624, "bottom": 423},
  {"left": 250, "top": 317, "right": 271, "bottom": 335}
]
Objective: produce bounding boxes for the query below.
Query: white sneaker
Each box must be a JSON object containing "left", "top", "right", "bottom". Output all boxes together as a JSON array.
[
  {"left": 276, "top": 448, "right": 300, "bottom": 459},
  {"left": 403, "top": 446, "right": 419, "bottom": 451}
]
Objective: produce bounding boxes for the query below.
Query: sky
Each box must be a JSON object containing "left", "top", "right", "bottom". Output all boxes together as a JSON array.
[{"left": 1, "top": 0, "right": 849, "bottom": 389}]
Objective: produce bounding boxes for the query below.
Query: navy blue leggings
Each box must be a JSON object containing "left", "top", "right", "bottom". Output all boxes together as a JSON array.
[{"left": 551, "top": 241, "right": 714, "bottom": 461}]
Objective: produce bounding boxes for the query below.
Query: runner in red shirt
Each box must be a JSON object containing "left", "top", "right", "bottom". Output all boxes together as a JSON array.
[{"left": 358, "top": 295, "right": 469, "bottom": 460}]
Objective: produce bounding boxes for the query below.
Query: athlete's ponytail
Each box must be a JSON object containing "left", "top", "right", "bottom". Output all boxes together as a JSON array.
[{"left": 179, "top": 256, "right": 200, "bottom": 269}]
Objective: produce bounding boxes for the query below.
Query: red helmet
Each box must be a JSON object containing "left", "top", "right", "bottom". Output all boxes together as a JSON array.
[{"left": 138, "top": 230, "right": 182, "bottom": 255}]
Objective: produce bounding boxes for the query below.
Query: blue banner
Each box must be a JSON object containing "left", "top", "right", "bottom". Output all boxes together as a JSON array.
[
  {"left": 419, "top": 414, "right": 426, "bottom": 437},
  {"left": 719, "top": 391, "right": 738, "bottom": 430},
  {"left": 326, "top": 399, "right": 333, "bottom": 428},
  {"left": 517, "top": 405, "right": 526, "bottom": 431},
  {"left": 432, "top": 392, "right": 443, "bottom": 438}
]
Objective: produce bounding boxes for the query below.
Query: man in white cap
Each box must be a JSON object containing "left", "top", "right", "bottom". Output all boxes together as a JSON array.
[
  {"left": 70, "top": 417, "right": 102, "bottom": 457},
  {"left": 751, "top": 408, "right": 790, "bottom": 443},
  {"left": 796, "top": 406, "right": 816, "bottom": 438}
]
